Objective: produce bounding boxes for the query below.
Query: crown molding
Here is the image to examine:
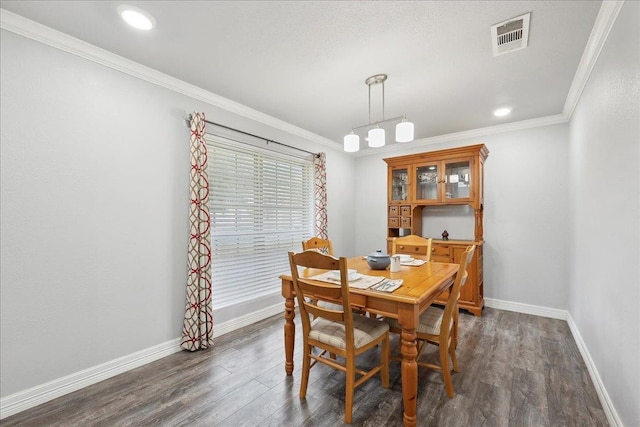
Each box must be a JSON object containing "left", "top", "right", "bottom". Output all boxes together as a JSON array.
[
  {"left": 1, "top": 2, "right": 623, "bottom": 157},
  {"left": 353, "top": 113, "right": 568, "bottom": 157},
  {"left": 563, "top": 1, "right": 625, "bottom": 118},
  {"left": 358, "top": 1, "right": 625, "bottom": 158},
  {"left": 0, "top": 8, "right": 339, "bottom": 151}
]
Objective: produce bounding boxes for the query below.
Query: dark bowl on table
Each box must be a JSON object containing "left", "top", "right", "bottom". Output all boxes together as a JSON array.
[{"left": 366, "top": 250, "right": 391, "bottom": 270}]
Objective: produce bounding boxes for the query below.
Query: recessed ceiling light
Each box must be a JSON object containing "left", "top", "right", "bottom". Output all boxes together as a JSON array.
[
  {"left": 118, "top": 5, "right": 156, "bottom": 30},
  {"left": 493, "top": 107, "right": 512, "bottom": 117}
]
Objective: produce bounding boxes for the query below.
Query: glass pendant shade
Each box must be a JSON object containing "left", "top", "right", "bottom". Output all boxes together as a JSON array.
[
  {"left": 396, "top": 120, "right": 414, "bottom": 142},
  {"left": 346, "top": 74, "right": 414, "bottom": 151},
  {"left": 368, "top": 127, "right": 385, "bottom": 148},
  {"left": 344, "top": 132, "right": 360, "bottom": 152}
]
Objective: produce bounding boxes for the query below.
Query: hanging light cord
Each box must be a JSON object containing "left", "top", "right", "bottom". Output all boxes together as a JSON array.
[
  {"left": 353, "top": 74, "right": 403, "bottom": 130},
  {"left": 368, "top": 77, "right": 386, "bottom": 126}
]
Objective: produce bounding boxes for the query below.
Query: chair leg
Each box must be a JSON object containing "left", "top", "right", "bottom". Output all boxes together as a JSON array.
[
  {"left": 397, "top": 334, "right": 402, "bottom": 354},
  {"left": 449, "top": 338, "right": 459, "bottom": 373},
  {"left": 300, "top": 344, "right": 312, "bottom": 399},
  {"left": 345, "top": 358, "right": 355, "bottom": 424},
  {"left": 453, "top": 310, "right": 459, "bottom": 349},
  {"left": 381, "top": 336, "right": 390, "bottom": 388},
  {"left": 440, "top": 342, "right": 454, "bottom": 398}
]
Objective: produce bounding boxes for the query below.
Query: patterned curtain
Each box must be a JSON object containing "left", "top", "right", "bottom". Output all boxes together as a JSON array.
[
  {"left": 181, "top": 112, "right": 214, "bottom": 351},
  {"left": 313, "top": 152, "right": 328, "bottom": 239}
]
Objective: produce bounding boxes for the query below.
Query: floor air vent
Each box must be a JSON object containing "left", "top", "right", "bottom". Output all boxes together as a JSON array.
[{"left": 491, "top": 12, "right": 531, "bottom": 56}]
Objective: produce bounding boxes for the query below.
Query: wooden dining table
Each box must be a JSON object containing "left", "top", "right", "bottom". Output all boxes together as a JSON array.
[{"left": 280, "top": 255, "right": 459, "bottom": 427}]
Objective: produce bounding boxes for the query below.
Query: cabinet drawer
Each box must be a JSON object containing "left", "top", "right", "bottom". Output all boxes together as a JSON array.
[
  {"left": 400, "top": 206, "right": 411, "bottom": 217},
  {"left": 431, "top": 255, "right": 450, "bottom": 263},
  {"left": 388, "top": 217, "right": 399, "bottom": 227},
  {"left": 431, "top": 245, "right": 450, "bottom": 258},
  {"left": 389, "top": 206, "right": 399, "bottom": 216},
  {"left": 400, "top": 217, "right": 411, "bottom": 227},
  {"left": 396, "top": 244, "right": 426, "bottom": 255}
]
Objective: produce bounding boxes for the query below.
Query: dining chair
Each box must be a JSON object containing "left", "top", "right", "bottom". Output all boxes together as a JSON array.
[
  {"left": 384, "top": 245, "right": 475, "bottom": 398},
  {"left": 301, "top": 236, "right": 334, "bottom": 255},
  {"left": 391, "top": 235, "right": 432, "bottom": 261},
  {"left": 288, "top": 250, "right": 390, "bottom": 424}
]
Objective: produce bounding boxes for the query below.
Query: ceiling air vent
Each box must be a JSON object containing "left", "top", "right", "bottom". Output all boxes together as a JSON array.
[{"left": 491, "top": 12, "right": 531, "bottom": 56}]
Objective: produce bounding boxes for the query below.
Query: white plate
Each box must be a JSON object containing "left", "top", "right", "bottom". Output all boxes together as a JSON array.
[
  {"left": 329, "top": 270, "right": 360, "bottom": 281},
  {"left": 398, "top": 255, "right": 414, "bottom": 262}
]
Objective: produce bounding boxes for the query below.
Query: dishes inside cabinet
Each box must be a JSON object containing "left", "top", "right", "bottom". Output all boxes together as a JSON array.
[{"left": 419, "top": 172, "right": 437, "bottom": 183}]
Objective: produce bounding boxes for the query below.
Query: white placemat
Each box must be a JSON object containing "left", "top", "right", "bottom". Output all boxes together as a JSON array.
[{"left": 401, "top": 259, "right": 427, "bottom": 266}]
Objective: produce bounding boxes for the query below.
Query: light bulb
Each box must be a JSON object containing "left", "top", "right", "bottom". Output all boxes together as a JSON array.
[
  {"left": 493, "top": 107, "right": 511, "bottom": 117},
  {"left": 118, "top": 5, "right": 156, "bottom": 30}
]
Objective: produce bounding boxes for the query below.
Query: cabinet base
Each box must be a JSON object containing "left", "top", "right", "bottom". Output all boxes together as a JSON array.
[
  {"left": 433, "top": 298, "right": 484, "bottom": 317},
  {"left": 459, "top": 299, "right": 484, "bottom": 317}
]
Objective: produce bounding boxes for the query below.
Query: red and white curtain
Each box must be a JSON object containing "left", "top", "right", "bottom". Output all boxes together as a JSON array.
[
  {"left": 313, "top": 153, "right": 328, "bottom": 239},
  {"left": 181, "top": 112, "right": 214, "bottom": 351}
]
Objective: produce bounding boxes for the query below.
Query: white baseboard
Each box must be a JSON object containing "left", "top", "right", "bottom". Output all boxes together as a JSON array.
[
  {"left": 484, "top": 298, "right": 622, "bottom": 425},
  {"left": 566, "top": 314, "right": 622, "bottom": 427},
  {"left": 2, "top": 300, "right": 620, "bottom": 425},
  {"left": 212, "top": 302, "right": 284, "bottom": 338},
  {"left": 485, "top": 297, "right": 568, "bottom": 320},
  {"left": 0, "top": 304, "right": 284, "bottom": 420},
  {"left": 0, "top": 338, "right": 182, "bottom": 420}
]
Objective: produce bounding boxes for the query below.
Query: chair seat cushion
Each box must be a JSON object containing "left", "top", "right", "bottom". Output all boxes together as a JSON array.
[
  {"left": 310, "top": 315, "right": 389, "bottom": 349},
  {"left": 384, "top": 306, "right": 444, "bottom": 336},
  {"left": 317, "top": 300, "right": 344, "bottom": 311}
]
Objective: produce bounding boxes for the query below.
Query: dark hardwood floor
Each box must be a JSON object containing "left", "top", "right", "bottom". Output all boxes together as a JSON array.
[{"left": 2, "top": 307, "right": 608, "bottom": 426}]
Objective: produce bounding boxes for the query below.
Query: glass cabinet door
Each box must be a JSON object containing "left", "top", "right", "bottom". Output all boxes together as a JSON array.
[
  {"left": 390, "top": 168, "right": 409, "bottom": 202},
  {"left": 415, "top": 164, "right": 439, "bottom": 201},
  {"left": 444, "top": 159, "right": 471, "bottom": 200}
]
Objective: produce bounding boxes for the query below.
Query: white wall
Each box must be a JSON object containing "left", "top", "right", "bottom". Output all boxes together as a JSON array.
[
  {"left": 2, "top": 3, "right": 638, "bottom": 424},
  {"left": 354, "top": 124, "right": 571, "bottom": 309},
  {"left": 568, "top": 1, "right": 640, "bottom": 425},
  {"left": 0, "top": 28, "right": 356, "bottom": 398}
]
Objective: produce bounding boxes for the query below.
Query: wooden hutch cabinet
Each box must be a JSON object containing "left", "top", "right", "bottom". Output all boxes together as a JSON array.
[{"left": 384, "top": 144, "right": 489, "bottom": 316}]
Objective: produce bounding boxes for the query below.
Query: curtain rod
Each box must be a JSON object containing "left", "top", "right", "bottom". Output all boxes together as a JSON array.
[{"left": 189, "top": 116, "right": 317, "bottom": 156}]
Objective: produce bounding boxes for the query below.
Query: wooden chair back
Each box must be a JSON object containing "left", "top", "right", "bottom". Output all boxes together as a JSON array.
[
  {"left": 288, "top": 250, "right": 354, "bottom": 347},
  {"left": 384, "top": 244, "right": 476, "bottom": 399},
  {"left": 441, "top": 245, "right": 475, "bottom": 335},
  {"left": 287, "top": 250, "right": 390, "bottom": 423},
  {"left": 391, "top": 235, "right": 432, "bottom": 261},
  {"left": 301, "top": 237, "right": 334, "bottom": 255}
]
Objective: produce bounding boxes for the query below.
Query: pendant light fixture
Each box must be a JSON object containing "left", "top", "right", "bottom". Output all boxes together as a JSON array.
[
  {"left": 395, "top": 116, "right": 414, "bottom": 142},
  {"left": 343, "top": 130, "right": 359, "bottom": 153},
  {"left": 343, "top": 74, "right": 414, "bottom": 152},
  {"left": 368, "top": 125, "right": 385, "bottom": 148}
]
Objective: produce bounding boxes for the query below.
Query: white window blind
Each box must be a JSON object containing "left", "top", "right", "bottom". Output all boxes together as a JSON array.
[{"left": 207, "top": 135, "right": 314, "bottom": 309}]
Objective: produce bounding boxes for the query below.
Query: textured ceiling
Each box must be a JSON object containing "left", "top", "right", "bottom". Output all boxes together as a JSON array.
[{"left": 1, "top": 1, "right": 602, "bottom": 151}]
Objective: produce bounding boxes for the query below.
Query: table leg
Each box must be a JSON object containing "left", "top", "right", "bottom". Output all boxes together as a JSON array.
[
  {"left": 400, "top": 325, "right": 418, "bottom": 427},
  {"left": 284, "top": 294, "right": 295, "bottom": 375}
]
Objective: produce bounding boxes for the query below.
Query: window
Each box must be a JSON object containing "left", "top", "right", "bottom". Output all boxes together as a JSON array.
[{"left": 207, "top": 135, "right": 314, "bottom": 309}]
